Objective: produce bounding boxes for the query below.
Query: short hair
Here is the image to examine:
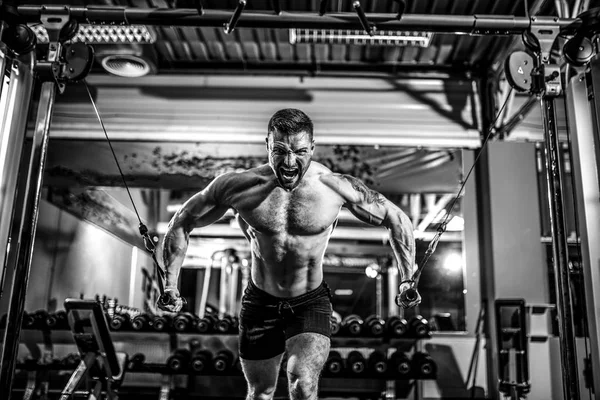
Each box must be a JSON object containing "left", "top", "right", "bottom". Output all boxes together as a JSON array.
[{"left": 267, "top": 108, "right": 313, "bottom": 141}]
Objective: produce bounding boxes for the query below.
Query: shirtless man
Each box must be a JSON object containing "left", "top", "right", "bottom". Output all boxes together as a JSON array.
[{"left": 157, "top": 108, "right": 420, "bottom": 400}]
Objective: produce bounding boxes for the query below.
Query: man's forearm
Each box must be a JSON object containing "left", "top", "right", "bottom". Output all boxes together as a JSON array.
[
  {"left": 162, "top": 227, "right": 189, "bottom": 289},
  {"left": 386, "top": 212, "right": 416, "bottom": 282},
  {"left": 390, "top": 235, "right": 415, "bottom": 282}
]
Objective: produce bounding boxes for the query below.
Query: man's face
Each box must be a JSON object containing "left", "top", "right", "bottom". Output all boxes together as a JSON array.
[{"left": 267, "top": 130, "right": 315, "bottom": 191}]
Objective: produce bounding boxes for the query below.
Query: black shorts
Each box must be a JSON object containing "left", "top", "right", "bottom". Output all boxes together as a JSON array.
[{"left": 238, "top": 279, "right": 333, "bottom": 360}]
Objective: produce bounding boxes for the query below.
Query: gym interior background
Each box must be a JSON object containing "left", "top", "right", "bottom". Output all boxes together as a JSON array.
[{"left": 0, "top": 0, "right": 600, "bottom": 399}]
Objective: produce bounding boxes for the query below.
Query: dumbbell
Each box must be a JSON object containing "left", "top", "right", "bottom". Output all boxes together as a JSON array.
[
  {"left": 196, "top": 314, "right": 218, "bottom": 334},
  {"left": 363, "top": 315, "right": 385, "bottom": 337},
  {"left": 324, "top": 351, "right": 344, "bottom": 377},
  {"left": 330, "top": 314, "right": 341, "bottom": 336},
  {"left": 167, "top": 349, "right": 191, "bottom": 373},
  {"left": 46, "top": 310, "right": 69, "bottom": 330},
  {"left": 340, "top": 314, "right": 363, "bottom": 336},
  {"left": 25, "top": 310, "right": 49, "bottom": 330},
  {"left": 346, "top": 350, "right": 366, "bottom": 376},
  {"left": 131, "top": 313, "right": 152, "bottom": 331},
  {"left": 213, "top": 349, "right": 235, "bottom": 373},
  {"left": 109, "top": 314, "right": 130, "bottom": 331},
  {"left": 386, "top": 316, "right": 409, "bottom": 338},
  {"left": 412, "top": 351, "right": 436, "bottom": 378},
  {"left": 151, "top": 314, "right": 172, "bottom": 332},
  {"left": 390, "top": 350, "right": 412, "bottom": 378},
  {"left": 190, "top": 345, "right": 213, "bottom": 374},
  {"left": 367, "top": 350, "right": 388, "bottom": 376},
  {"left": 172, "top": 312, "right": 197, "bottom": 332},
  {"left": 215, "top": 315, "right": 237, "bottom": 334},
  {"left": 409, "top": 315, "right": 430, "bottom": 338}
]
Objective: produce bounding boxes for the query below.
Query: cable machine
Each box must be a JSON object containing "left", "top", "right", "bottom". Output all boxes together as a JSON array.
[{"left": 0, "top": 3, "right": 597, "bottom": 399}]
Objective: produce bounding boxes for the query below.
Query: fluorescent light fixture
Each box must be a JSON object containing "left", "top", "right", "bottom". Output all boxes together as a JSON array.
[
  {"left": 334, "top": 289, "right": 353, "bottom": 296},
  {"left": 289, "top": 28, "right": 433, "bottom": 47},
  {"left": 30, "top": 24, "right": 156, "bottom": 44}
]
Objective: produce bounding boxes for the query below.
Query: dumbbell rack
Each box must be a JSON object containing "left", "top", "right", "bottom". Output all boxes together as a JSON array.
[
  {"left": 325, "top": 335, "right": 435, "bottom": 400},
  {"left": 16, "top": 324, "right": 435, "bottom": 399}
]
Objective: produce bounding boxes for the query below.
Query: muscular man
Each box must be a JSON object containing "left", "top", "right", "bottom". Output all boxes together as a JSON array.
[{"left": 158, "top": 108, "right": 420, "bottom": 400}]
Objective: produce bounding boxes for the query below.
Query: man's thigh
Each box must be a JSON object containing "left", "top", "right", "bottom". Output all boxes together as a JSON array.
[
  {"left": 285, "top": 332, "right": 331, "bottom": 377},
  {"left": 240, "top": 353, "right": 285, "bottom": 390}
]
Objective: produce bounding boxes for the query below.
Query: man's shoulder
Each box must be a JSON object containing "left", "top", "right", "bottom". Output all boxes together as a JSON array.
[
  {"left": 312, "top": 163, "right": 346, "bottom": 192},
  {"left": 211, "top": 165, "right": 271, "bottom": 194},
  {"left": 215, "top": 164, "right": 270, "bottom": 182},
  {"left": 310, "top": 161, "right": 334, "bottom": 177},
  {"left": 315, "top": 168, "right": 371, "bottom": 204}
]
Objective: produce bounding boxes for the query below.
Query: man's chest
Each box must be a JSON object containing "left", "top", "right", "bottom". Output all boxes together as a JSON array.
[{"left": 232, "top": 185, "right": 341, "bottom": 235}]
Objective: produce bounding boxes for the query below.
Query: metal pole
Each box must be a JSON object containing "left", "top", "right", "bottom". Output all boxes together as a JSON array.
[
  {"left": 0, "top": 81, "right": 57, "bottom": 396},
  {"left": 475, "top": 76, "right": 499, "bottom": 400},
  {"left": 218, "top": 254, "right": 228, "bottom": 318},
  {"left": 0, "top": 52, "right": 36, "bottom": 294},
  {"left": 15, "top": 7, "right": 576, "bottom": 32},
  {"left": 568, "top": 63, "right": 600, "bottom": 399},
  {"left": 228, "top": 261, "right": 239, "bottom": 315},
  {"left": 0, "top": 21, "right": 9, "bottom": 101},
  {"left": 386, "top": 266, "right": 398, "bottom": 317},
  {"left": 375, "top": 274, "right": 383, "bottom": 317},
  {"left": 540, "top": 96, "right": 580, "bottom": 400}
]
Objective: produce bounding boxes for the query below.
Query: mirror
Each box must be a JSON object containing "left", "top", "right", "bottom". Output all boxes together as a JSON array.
[{"left": 24, "top": 75, "right": 472, "bottom": 332}]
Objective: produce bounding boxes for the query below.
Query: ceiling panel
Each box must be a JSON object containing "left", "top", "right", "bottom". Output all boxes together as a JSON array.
[{"left": 23, "top": 0, "right": 567, "bottom": 77}]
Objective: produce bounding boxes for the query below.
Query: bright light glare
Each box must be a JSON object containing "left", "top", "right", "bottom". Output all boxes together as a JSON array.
[
  {"left": 443, "top": 252, "right": 463, "bottom": 272},
  {"left": 365, "top": 263, "right": 380, "bottom": 279}
]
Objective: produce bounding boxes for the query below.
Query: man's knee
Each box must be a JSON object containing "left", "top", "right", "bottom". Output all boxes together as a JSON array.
[
  {"left": 288, "top": 372, "right": 319, "bottom": 400},
  {"left": 247, "top": 382, "right": 277, "bottom": 400}
]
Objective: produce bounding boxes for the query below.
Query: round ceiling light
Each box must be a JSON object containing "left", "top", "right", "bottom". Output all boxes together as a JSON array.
[{"left": 100, "top": 54, "right": 153, "bottom": 78}]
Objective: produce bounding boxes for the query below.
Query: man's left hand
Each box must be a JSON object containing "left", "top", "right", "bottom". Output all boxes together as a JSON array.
[{"left": 396, "top": 282, "right": 421, "bottom": 309}]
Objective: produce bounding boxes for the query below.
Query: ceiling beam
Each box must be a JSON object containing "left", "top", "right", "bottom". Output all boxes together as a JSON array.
[
  {"left": 139, "top": 62, "right": 478, "bottom": 80},
  {"left": 17, "top": 7, "right": 576, "bottom": 33}
]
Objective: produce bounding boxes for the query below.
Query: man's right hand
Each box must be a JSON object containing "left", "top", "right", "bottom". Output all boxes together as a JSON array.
[
  {"left": 396, "top": 282, "right": 421, "bottom": 309},
  {"left": 157, "top": 288, "right": 184, "bottom": 313}
]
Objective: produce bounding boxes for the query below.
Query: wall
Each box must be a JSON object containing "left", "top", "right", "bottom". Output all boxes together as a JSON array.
[
  {"left": 484, "top": 142, "right": 556, "bottom": 400},
  {"left": 486, "top": 142, "right": 549, "bottom": 303},
  {"left": 25, "top": 195, "right": 154, "bottom": 313}
]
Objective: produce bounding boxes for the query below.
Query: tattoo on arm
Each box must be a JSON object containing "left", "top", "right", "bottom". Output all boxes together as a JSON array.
[{"left": 341, "top": 175, "right": 385, "bottom": 205}]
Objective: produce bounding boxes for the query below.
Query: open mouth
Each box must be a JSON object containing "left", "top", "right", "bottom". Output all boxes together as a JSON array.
[{"left": 280, "top": 168, "right": 298, "bottom": 180}]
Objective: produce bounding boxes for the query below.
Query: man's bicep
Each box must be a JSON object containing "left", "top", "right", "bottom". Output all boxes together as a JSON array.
[
  {"left": 339, "top": 174, "right": 386, "bottom": 205},
  {"left": 337, "top": 174, "right": 389, "bottom": 226}
]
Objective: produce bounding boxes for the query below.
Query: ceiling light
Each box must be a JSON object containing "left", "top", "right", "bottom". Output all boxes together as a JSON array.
[
  {"left": 101, "top": 54, "right": 153, "bottom": 78},
  {"left": 289, "top": 28, "right": 433, "bottom": 47},
  {"left": 30, "top": 24, "right": 156, "bottom": 44}
]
